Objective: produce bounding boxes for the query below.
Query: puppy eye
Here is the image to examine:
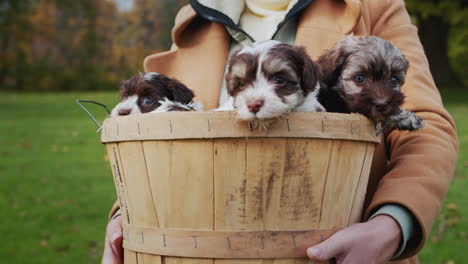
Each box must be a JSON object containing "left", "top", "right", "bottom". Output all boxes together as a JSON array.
[
  {"left": 273, "top": 75, "right": 286, "bottom": 85},
  {"left": 354, "top": 74, "right": 365, "bottom": 84},
  {"left": 390, "top": 76, "right": 400, "bottom": 87},
  {"left": 238, "top": 80, "right": 246, "bottom": 87},
  {"left": 143, "top": 97, "right": 154, "bottom": 105}
]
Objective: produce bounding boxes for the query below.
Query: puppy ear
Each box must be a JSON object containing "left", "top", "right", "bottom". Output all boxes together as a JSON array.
[
  {"left": 120, "top": 74, "right": 141, "bottom": 99},
  {"left": 401, "top": 55, "right": 410, "bottom": 80},
  {"left": 225, "top": 70, "right": 235, "bottom": 96},
  {"left": 167, "top": 78, "right": 195, "bottom": 104},
  {"left": 303, "top": 52, "right": 321, "bottom": 93},
  {"left": 293, "top": 46, "right": 320, "bottom": 93},
  {"left": 316, "top": 45, "right": 348, "bottom": 87},
  {"left": 403, "top": 57, "right": 410, "bottom": 72},
  {"left": 225, "top": 49, "right": 242, "bottom": 96}
]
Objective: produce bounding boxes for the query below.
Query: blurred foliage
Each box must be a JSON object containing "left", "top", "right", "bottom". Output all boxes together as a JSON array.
[
  {"left": 405, "top": 0, "right": 468, "bottom": 88},
  {"left": 0, "top": 0, "right": 466, "bottom": 91},
  {"left": 0, "top": 0, "right": 187, "bottom": 91},
  {"left": 405, "top": 0, "right": 467, "bottom": 22}
]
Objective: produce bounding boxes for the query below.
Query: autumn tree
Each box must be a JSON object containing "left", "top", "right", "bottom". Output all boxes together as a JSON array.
[
  {"left": 0, "top": 0, "right": 188, "bottom": 91},
  {"left": 119, "top": 0, "right": 187, "bottom": 71},
  {"left": 0, "top": 0, "right": 39, "bottom": 89}
]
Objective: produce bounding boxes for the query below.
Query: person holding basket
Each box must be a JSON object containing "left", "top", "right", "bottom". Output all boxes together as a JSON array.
[{"left": 102, "top": 1, "right": 458, "bottom": 263}]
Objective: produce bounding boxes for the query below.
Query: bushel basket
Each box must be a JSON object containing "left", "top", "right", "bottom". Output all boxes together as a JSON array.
[{"left": 101, "top": 111, "right": 380, "bottom": 263}]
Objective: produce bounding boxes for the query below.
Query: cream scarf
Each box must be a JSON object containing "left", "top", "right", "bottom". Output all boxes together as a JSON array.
[{"left": 197, "top": 0, "right": 298, "bottom": 41}]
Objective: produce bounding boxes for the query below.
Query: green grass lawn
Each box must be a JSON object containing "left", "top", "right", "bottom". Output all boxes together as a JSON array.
[
  {"left": 0, "top": 90, "right": 466, "bottom": 263},
  {"left": 0, "top": 92, "right": 119, "bottom": 263},
  {"left": 418, "top": 89, "right": 468, "bottom": 263}
]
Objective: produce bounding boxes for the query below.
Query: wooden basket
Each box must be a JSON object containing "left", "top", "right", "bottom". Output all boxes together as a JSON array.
[{"left": 102, "top": 111, "right": 380, "bottom": 263}]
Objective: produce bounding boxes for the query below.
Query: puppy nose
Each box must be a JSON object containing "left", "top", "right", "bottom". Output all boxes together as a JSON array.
[
  {"left": 118, "top": 108, "right": 131, "bottom": 116},
  {"left": 374, "top": 101, "right": 389, "bottom": 113},
  {"left": 247, "top": 100, "right": 264, "bottom": 113}
]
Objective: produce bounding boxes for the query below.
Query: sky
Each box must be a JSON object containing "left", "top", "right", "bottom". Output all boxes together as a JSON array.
[{"left": 111, "top": 0, "right": 134, "bottom": 12}]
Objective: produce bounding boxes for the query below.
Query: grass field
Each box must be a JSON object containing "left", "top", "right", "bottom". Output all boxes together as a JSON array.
[{"left": 0, "top": 90, "right": 466, "bottom": 263}]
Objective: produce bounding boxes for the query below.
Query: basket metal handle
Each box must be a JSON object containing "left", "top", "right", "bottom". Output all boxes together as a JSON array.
[{"left": 75, "top": 99, "right": 111, "bottom": 133}]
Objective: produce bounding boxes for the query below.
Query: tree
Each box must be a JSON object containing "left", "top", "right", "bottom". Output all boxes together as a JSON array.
[
  {"left": 0, "top": 0, "right": 39, "bottom": 89},
  {"left": 405, "top": 0, "right": 468, "bottom": 89},
  {"left": 0, "top": 0, "right": 188, "bottom": 91},
  {"left": 120, "top": 0, "right": 186, "bottom": 70}
]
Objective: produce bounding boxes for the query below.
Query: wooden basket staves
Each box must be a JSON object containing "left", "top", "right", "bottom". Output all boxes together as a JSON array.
[{"left": 101, "top": 111, "right": 380, "bottom": 263}]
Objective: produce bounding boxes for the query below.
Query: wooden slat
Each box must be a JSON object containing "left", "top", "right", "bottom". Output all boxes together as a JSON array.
[
  {"left": 213, "top": 138, "right": 251, "bottom": 264},
  {"left": 347, "top": 143, "right": 375, "bottom": 225},
  {"left": 143, "top": 140, "right": 214, "bottom": 264},
  {"left": 102, "top": 112, "right": 380, "bottom": 144},
  {"left": 212, "top": 138, "right": 334, "bottom": 263},
  {"left": 318, "top": 140, "right": 369, "bottom": 229},
  {"left": 272, "top": 139, "right": 332, "bottom": 264},
  {"left": 107, "top": 143, "right": 138, "bottom": 263},
  {"left": 118, "top": 142, "right": 161, "bottom": 264},
  {"left": 244, "top": 138, "right": 287, "bottom": 232},
  {"left": 213, "top": 139, "right": 247, "bottom": 231},
  {"left": 124, "top": 250, "right": 138, "bottom": 264},
  {"left": 276, "top": 139, "right": 331, "bottom": 231},
  {"left": 224, "top": 138, "right": 288, "bottom": 264},
  {"left": 106, "top": 143, "right": 131, "bottom": 225},
  {"left": 123, "top": 225, "right": 339, "bottom": 258},
  {"left": 118, "top": 142, "right": 159, "bottom": 225},
  {"left": 141, "top": 140, "right": 172, "bottom": 229}
]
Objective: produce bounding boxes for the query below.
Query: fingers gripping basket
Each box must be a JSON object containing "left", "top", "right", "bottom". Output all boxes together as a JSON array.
[{"left": 101, "top": 111, "right": 380, "bottom": 263}]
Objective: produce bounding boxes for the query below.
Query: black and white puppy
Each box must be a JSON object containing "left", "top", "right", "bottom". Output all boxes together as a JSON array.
[
  {"left": 317, "top": 36, "right": 424, "bottom": 131},
  {"left": 218, "top": 40, "right": 325, "bottom": 128},
  {"left": 111, "top": 72, "right": 202, "bottom": 117}
]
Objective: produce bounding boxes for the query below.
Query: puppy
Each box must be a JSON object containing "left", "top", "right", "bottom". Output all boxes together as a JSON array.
[
  {"left": 317, "top": 36, "right": 424, "bottom": 131},
  {"left": 218, "top": 40, "right": 325, "bottom": 129},
  {"left": 111, "top": 72, "right": 202, "bottom": 117}
]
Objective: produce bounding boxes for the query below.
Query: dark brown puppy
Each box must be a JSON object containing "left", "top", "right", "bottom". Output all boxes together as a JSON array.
[
  {"left": 111, "top": 72, "right": 202, "bottom": 117},
  {"left": 317, "top": 36, "right": 424, "bottom": 131}
]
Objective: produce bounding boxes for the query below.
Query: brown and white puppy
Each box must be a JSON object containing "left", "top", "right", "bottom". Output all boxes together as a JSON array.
[
  {"left": 317, "top": 36, "right": 424, "bottom": 131},
  {"left": 110, "top": 72, "right": 202, "bottom": 117},
  {"left": 218, "top": 40, "right": 325, "bottom": 128}
]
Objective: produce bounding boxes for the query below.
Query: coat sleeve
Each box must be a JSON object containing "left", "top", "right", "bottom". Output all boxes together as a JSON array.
[{"left": 362, "top": 0, "right": 458, "bottom": 259}]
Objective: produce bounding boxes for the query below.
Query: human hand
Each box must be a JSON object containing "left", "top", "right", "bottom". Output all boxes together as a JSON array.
[
  {"left": 307, "top": 215, "right": 401, "bottom": 264},
  {"left": 102, "top": 214, "right": 123, "bottom": 264}
]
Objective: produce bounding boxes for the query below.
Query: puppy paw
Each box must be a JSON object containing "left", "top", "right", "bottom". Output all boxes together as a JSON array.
[{"left": 387, "top": 109, "right": 424, "bottom": 131}]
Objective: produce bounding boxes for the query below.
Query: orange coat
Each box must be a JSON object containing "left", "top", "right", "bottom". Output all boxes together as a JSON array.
[{"left": 121, "top": 0, "right": 458, "bottom": 263}]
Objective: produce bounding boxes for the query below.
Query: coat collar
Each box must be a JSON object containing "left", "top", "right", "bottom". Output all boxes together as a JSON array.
[
  {"left": 172, "top": 0, "right": 362, "bottom": 47},
  {"left": 197, "top": 0, "right": 245, "bottom": 25}
]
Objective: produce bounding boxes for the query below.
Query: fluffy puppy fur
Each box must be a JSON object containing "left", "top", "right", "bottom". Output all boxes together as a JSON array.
[
  {"left": 110, "top": 72, "right": 202, "bottom": 117},
  {"left": 317, "top": 36, "right": 424, "bottom": 131},
  {"left": 218, "top": 40, "right": 325, "bottom": 128}
]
